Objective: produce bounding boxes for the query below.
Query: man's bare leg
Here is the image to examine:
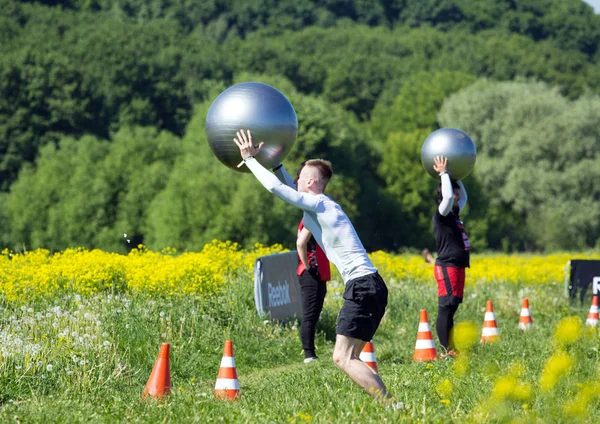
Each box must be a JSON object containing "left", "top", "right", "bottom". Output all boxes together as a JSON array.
[{"left": 332, "top": 334, "right": 387, "bottom": 399}]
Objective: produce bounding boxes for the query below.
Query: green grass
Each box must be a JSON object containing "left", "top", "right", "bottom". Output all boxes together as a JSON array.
[{"left": 1, "top": 278, "right": 599, "bottom": 423}]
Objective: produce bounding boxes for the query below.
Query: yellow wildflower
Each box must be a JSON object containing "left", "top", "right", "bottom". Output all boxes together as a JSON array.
[
  {"left": 453, "top": 321, "right": 478, "bottom": 352},
  {"left": 554, "top": 317, "right": 583, "bottom": 347},
  {"left": 539, "top": 351, "right": 573, "bottom": 391},
  {"left": 436, "top": 378, "right": 453, "bottom": 398}
]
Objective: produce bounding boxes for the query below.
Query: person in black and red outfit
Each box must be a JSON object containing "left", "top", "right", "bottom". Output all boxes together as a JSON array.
[
  {"left": 296, "top": 218, "right": 331, "bottom": 363},
  {"left": 432, "top": 155, "right": 471, "bottom": 358}
]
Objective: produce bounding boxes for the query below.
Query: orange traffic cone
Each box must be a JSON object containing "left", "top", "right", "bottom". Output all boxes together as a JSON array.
[
  {"left": 360, "top": 340, "right": 378, "bottom": 373},
  {"left": 586, "top": 295, "right": 599, "bottom": 327},
  {"left": 214, "top": 340, "right": 240, "bottom": 400},
  {"left": 142, "top": 343, "right": 171, "bottom": 399},
  {"left": 481, "top": 300, "right": 500, "bottom": 342},
  {"left": 413, "top": 309, "right": 437, "bottom": 361},
  {"left": 518, "top": 298, "right": 533, "bottom": 330}
]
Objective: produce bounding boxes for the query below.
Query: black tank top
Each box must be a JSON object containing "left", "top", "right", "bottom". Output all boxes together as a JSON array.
[{"left": 433, "top": 210, "right": 470, "bottom": 268}]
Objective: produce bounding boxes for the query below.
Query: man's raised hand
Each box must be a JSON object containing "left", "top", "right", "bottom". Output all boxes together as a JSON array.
[{"left": 233, "top": 129, "right": 264, "bottom": 160}]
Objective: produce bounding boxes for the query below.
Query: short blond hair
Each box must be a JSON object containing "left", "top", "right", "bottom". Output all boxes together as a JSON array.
[{"left": 305, "top": 159, "right": 333, "bottom": 189}]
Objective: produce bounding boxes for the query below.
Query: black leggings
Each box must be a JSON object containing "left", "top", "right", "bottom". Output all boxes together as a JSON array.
[
  {"left": 299, "top": 271, "right": 327, "bottom": 358},
  {"left": 436, "top": 304, "right": 459, "bottom": 350}
]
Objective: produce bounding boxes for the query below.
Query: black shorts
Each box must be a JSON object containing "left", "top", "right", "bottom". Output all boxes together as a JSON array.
[{"left": 336, "top": 272, "right": 388, "bottom": 342}]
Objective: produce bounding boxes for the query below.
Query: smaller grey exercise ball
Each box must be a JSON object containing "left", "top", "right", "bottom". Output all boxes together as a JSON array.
[
  {"left": 205, "top": 82, "right": 298, "bottom": 172},
  {"left": 421, "top": 128, "right": 477, "bottom": 180}
]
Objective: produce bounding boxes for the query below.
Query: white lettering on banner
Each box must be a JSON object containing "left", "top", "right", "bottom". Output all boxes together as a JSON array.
[
  {"left": 593, "top": 276, "right": 600, "bottom": 295},
  {"left": 268, "top": 280, "right": 291, "bottom": 308}
]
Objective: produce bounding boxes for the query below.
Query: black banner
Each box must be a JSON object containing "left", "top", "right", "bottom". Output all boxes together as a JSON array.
[
  {"left": 567, "top": 260, "right": 600, "bottom": 303},
  {"left": 254, "top": 251, "right": 303, "bottom": 321}
]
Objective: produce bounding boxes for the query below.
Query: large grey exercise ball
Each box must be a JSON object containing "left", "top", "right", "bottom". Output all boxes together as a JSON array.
[
  {"left": 205, "top": 82, "right": 298, "bottom": 172},
  {"left": 421, "top": 128, "right": 477, "bottom": 180}
]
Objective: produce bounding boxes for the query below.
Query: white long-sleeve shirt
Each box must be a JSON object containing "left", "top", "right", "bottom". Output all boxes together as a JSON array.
[
  {"left": 438, "top": 173, "right": 467, "bottom": 216},
  {"left": 247, "top": 158, "right": 377, "bottom": 283}
]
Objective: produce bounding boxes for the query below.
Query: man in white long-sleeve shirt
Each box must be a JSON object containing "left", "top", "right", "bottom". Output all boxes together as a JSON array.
[{"left": 233, "top": 129, "right": 389, "bottom": 400}]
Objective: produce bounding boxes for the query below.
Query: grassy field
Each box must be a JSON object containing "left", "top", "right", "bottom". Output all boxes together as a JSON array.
[{"left": 1, "top": 249, "right": 599, "bottom": 423}]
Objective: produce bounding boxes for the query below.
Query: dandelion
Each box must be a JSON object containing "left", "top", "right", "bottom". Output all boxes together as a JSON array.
[
  {"left": 46, "top": 364, "right": 53, "bottom": 372},
  {"left": 295, "top": 412, "right": 313, "bottom": 422}
]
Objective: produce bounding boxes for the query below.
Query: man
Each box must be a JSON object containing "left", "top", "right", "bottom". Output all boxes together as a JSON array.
[
  {"left": 432, "top": 155, "right": 470, "bottom": 358},
  {"left": 234, "top": 129, "right": 389, "bottom": 399},
  {"left": 273, "top": 161, "right": 331, "bottom": 363}
]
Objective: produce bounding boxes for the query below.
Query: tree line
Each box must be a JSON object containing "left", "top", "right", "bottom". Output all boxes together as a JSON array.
[{"left": 1, "top": 0, "right": 600, "bottom": 253}]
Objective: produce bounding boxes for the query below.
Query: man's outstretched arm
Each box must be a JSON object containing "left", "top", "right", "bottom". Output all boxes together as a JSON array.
[
  {"left": 234, "top": 129, "right": 318, "bottom": 211},
  {"left": 273, "top": 164, "right": 296, "bottom": 188}
]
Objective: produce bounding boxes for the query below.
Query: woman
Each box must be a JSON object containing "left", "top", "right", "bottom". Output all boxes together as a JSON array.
[
  {"left": 296, "top": 218, "right": 330, "bottom": 363},
  {"left": 432, "top": 155, "right": 471, "bottom": 358}
]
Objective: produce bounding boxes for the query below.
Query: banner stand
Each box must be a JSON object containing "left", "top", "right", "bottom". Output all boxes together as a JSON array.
[
  {"left": 565, "top": 259, "right": 600, "bottom": 303},
  {"left": 254, "top": 251, "right": 303, "bottom": 322}
]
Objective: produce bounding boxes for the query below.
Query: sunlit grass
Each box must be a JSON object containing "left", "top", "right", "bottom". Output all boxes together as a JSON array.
[{"left": 1, "top": 246, "right": 599, "bottom": 422}]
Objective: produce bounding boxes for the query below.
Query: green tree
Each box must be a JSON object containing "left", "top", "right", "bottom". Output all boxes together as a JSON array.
[
  {"left": 5, "top": 126, "right": 180, "bottom": 251},
  {"left": 6, "top": 135, "right": 110, "bottom": 251},
  {"left": 439, "top": 79, "right": 600, "bottom": 250},
  {"left": 370, "top": 70, "right": 477, "bottom": 142},
  {"left": 95, "top": 126, "right": 182, "bottom": 251},
  {"left": 0, "top": 49, "right": 96, "bottom": 190}
]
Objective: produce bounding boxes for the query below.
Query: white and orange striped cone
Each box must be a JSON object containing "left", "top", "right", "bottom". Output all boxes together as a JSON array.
[
  {"left": 359, "top": 340, "right": 378, "bottom": 373},
  {"left": 214, "top": 340, "right": 240, "bottom": 400},
  {"left": 518, "top": 298, "right": 533, "bottom": 330},
  {"left": 413, "top": 309, "right": 437, "bottom": 361},
  {"left": 481, "top": 300, "right": 500, "bottom": 343},
  {"left": 586, "top": 295, "right": 599, "bottom": 327}
]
